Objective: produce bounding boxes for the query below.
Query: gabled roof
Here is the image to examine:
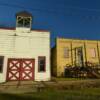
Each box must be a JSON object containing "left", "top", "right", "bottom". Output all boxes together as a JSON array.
[{"left": 16, "top": 11, "right": 32, "bottom": 17}]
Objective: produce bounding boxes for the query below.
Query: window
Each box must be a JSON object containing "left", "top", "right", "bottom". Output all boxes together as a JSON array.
[
  {"left": 63, "top": 47, "right": 69, "bottom": 58},
  {"left": 77, "top": 47, "right": 83, "bottom": 56},
  {"left": 17, "top": 16, "right": 31, "bottom": 28},
  {"left": 90, "top": 48, "right": 96, "bottom": 58},
  {"left": 76, "top": 47, "right": 84, "bottom": 67},
  {"left": 38, "top": 56, "right": 46, "bottom": 72},
  {"left": 0, "top": 56, "right": 4, "bottom": 73}
]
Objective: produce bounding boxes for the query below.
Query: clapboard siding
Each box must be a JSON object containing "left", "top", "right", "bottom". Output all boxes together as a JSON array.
[{"left": 0, "top": 29, "right": 50, "bottom": 82}]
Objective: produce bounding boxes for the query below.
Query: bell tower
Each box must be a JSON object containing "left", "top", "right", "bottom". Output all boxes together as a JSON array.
[{"left": 16, "top": 11, "right": 32, "bottom": 32}]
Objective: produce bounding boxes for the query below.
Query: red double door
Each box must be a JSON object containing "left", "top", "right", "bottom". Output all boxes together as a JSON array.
[{"left": 7, "top": 58, "right": 35, "bottom": 81}]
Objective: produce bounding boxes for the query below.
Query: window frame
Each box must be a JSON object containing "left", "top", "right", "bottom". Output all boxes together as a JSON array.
[
  {"left": 0, "top": 56, "right": 4, "bottom": 73},
  {"left": 38, "top": 56, "right": 46, "bottom": 72}
]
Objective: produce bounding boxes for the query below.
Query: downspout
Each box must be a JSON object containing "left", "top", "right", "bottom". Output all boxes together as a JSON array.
[
  {"left": 97, "top": 41, "right": 100, "bottom": 65},
  {"left": 84, "top": 41, "right": 87, "bottom": 66},
  {"left": 75, "top": 48, "right": 77, "bottom": 66},
  {"left": 71, "top": 42, "right": 73, "bottom": 66}
]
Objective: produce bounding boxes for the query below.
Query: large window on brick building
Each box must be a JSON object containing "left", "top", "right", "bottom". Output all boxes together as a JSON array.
[
  {"left": 63, "top": 47, "right": 69, "bottom": 58},
  {"left": 90, "top": 48, "right": 96, "bottom": 58},
  {"left": 0, "top": 56, "right": 4, "bottom": 73},
  {"left": 38, "top": 56, "right": 46, "bottom": 72}
]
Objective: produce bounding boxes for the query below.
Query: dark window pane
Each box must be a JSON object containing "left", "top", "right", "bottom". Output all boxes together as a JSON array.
[
  {"left": 40, "top": 65, "right": 45, "bottom": 71},
  {"left": 24, "top": 18, "right": 30, "bottom": 27},
  {"left": 17, "top": 18, "right": 24, "bottom": 27},
  {"left": 40, "top": 59, "right": 45, "bottom": 65}
]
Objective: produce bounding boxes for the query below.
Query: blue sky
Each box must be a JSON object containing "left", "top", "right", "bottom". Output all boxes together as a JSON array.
[{"left": 0, "top": 0, "right": 100, "bottom": 47}]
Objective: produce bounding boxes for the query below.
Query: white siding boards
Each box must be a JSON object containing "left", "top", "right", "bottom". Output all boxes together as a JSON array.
[{"left": 0, "top": 11, "right": 51, "bottom": 83}]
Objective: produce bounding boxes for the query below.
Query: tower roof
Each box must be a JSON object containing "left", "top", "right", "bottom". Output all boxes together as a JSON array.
[{"left": 16, "top": 11, "right": 32, "bottom": 17}]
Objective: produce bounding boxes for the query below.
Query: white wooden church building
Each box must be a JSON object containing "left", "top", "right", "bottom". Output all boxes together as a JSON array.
[{"left": 0, "top": 11, "right": 51, "bottom": 83}]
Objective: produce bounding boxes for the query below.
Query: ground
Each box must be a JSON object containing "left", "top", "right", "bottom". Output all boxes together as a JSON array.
[
  {"left": 0, "top": 78, "right": 100, "bottom": 100},
  {"left": 0, "top": 88, "right": 100, "bottom": 100}
]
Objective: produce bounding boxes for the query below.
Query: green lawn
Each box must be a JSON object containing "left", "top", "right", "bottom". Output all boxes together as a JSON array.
[
  {"left": 0, "top": 88, "right": 100, "bottom": 100},
  {"left": 52, "top": 77, "right": 86, "bottom": 81}
]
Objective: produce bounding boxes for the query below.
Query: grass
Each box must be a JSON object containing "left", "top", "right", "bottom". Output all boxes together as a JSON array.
[
  {"left": 1, "top": 78, "right": 100, "bottom": 100},
  {"left": 51, "top": 77, "right": 97, "bottom": 82},
  {"left": 0, "top": 88, "right": 100, "bottom": 100},
  {"left": 51, "top": 77, "right": 86, "bottom": 81}
]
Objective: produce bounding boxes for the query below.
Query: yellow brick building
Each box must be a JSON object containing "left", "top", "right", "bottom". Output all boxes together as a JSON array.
[{"left": 51, "top": 38, "right": 100, "bottom": 77}]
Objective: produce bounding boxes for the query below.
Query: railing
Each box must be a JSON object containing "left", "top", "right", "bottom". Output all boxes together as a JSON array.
[{"left": 64, "top": 62, "right": 100, "bottom": 78}]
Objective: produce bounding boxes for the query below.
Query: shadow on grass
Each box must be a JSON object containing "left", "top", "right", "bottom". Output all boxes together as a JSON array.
[
  {"left": 0, "top": 93, "right": 43, "bottom": 100},
  {"left": 1, "top": 88, "right": 100, "bottom": 100}
]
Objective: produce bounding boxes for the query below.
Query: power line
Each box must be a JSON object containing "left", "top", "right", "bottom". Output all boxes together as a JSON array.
[
  {"left": 0, "top": 2, "right": 100, "bottom": 14},
  {"left": 0, "top": 2, "right": 100, "bottom": 21},
  {"left": 0, "top": 2, "right": 59, "bottom": 14}
]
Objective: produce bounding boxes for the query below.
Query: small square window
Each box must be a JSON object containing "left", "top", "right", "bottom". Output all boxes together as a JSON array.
[
  {"left": 38, "top": 56, "right": 46, "bottom": 72},
  {"left": 0, "top": 56, "right": 4, "bottom": 73},
  {"left": 17, "top": 16, "right": 31, "bottom": 28}
]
